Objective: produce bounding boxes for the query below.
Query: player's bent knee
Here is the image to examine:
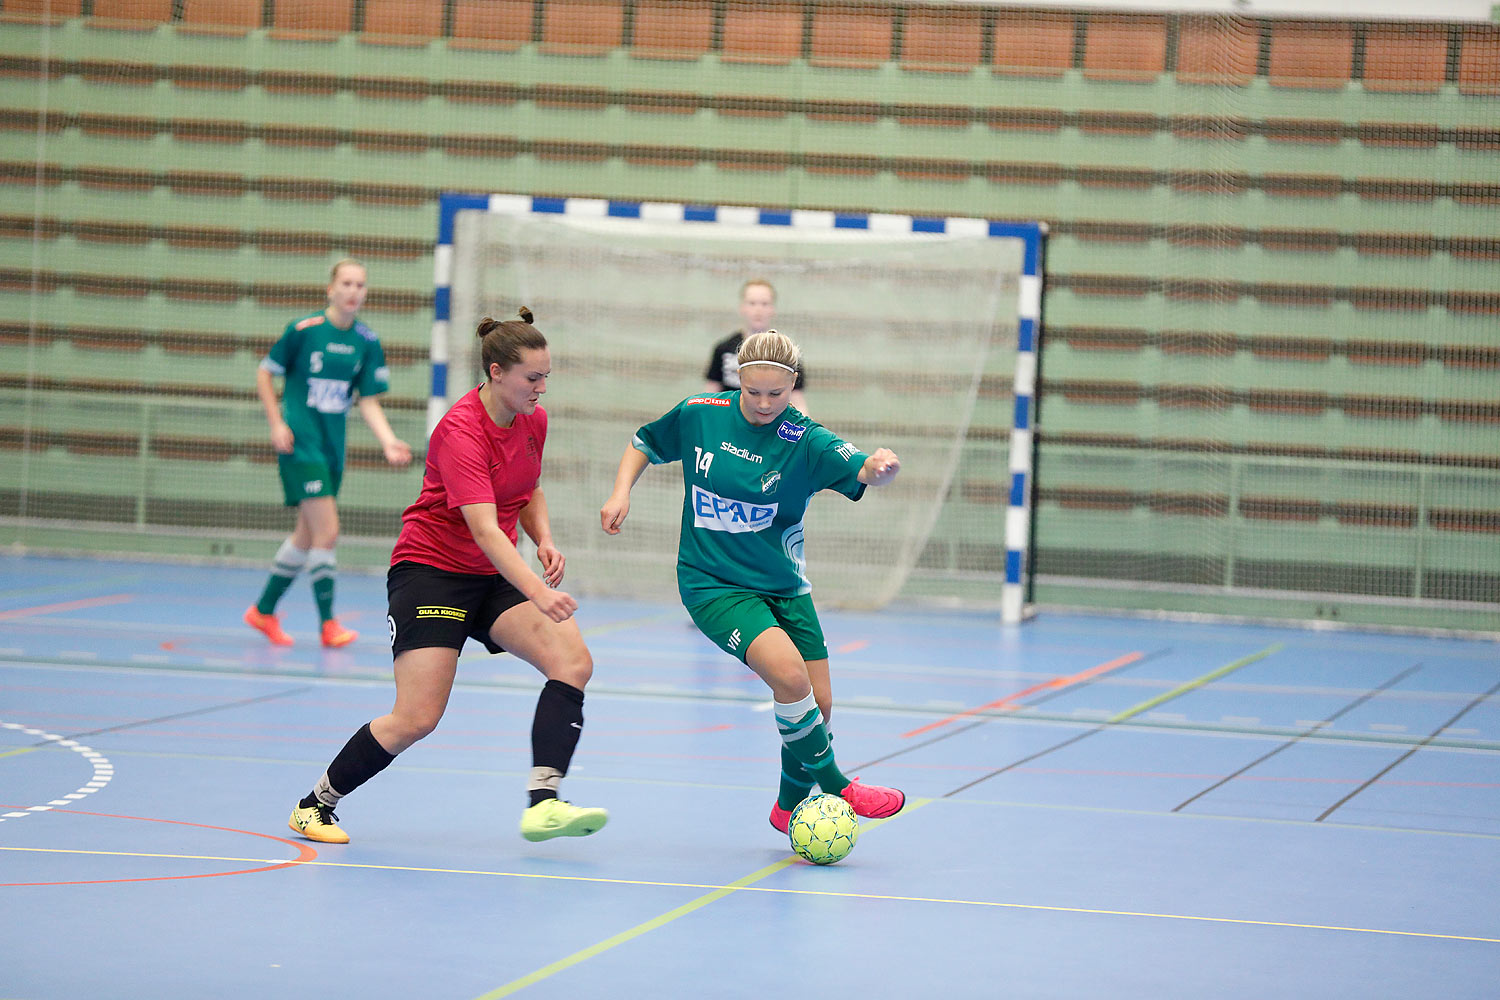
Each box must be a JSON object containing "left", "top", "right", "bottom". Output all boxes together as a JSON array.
[
  {"left": 390, "top": 711, "right": 442, "bottom": 747},
  {"left": 548, "top": 650, "right": 593, "bottom": 689}
]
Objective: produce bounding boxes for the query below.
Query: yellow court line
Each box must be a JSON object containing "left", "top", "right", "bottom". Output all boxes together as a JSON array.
[
  {"left": 3, "top": 842, "right": 1496, "bottom": 947},
  {"left": 1109, "top": 643, "right": 1284, "bottom": 724},
  {"left": 470, "top": 804, "right": 927, "bottom": 999},
  {"left": 471, "top": 857, "right": 800, "bottom": 999},
  {"left": 0, "top": 747, "right": 40, "bottom": 761}
]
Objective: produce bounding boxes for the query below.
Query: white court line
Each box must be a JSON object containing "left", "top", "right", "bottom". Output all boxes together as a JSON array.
[{"left": 0, "top": 720, "right": 115, "bottom": 822}]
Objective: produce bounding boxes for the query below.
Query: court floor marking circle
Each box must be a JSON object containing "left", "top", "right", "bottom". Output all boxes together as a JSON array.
[{"left": 0, "top": 719, "right": 114, "bottom": 822}]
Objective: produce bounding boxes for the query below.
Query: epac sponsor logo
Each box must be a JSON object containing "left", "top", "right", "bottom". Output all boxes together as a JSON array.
[
  {"left": 776, "top": 421, "right": 805, "bottom": 443},
  {"left": 760, "top": 470, "right": 781, "bottom": 495},
  {"left": 687, "top": 396, "right": 732, "bottom": 407},
  {"left": 691, "top": 485, "right": 777, "bottom": 534},
  {"left": 720, "top": 441, "right": 762, "bottom": 464}
]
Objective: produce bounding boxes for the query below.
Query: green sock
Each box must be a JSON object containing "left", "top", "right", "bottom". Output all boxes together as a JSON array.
[
  {"left": 308, "top": 548, "right": 336, "bottom": 622},
  {"left": 778, "top": 745, "right": 816, "bottom": 811},
  {"left": 773, "top": 693, "right": 849, "bottom": 795},
  {"left": 255, "top": 539, "right": 307, "bottom": 615}
]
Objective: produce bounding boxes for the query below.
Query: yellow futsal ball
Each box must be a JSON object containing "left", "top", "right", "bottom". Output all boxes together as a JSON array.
[{"left": 787, "top": 793, "right": 858, "bottom": 865}]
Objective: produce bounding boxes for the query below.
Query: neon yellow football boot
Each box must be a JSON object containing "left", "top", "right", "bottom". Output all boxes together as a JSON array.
[
  {"left": 288, "top": 801, "right": 350, "bottom": 844},
  {"left": 520, "top": 798, "right": 608, "bottom": 842}
]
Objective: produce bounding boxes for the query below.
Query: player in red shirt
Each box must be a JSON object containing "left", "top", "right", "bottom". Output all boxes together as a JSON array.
[{"left": 287, "top": 308, "right": 608, "bottom": 845}]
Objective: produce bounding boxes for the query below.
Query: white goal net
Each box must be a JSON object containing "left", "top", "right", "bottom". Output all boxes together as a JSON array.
[{"left": 442, "top": 198, "right": 1036, "bottom": 612}]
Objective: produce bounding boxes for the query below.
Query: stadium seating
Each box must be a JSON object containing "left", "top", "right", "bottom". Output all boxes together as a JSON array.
[
  {"left": 450, "top": 0, "right": 535, "bottom": 50},
  {"left": 809, "top": 4, "right": 895, "bottom": 69},
  {"left": 630, "top": 0, "right": 712, "bottom": 60},
  {"left": 720, "top": 2, "right": 803, "bottom": 64},
  {"left": 361, "top": 0, "right": 444, "bottom": 45},
  {"left": 1267, "top": 20, "right": 1353, "bottom": 89},
  {"left": 1081, "top": 14, "right": 1167, "bottom": 82},
  {"left": 991, "top": 10, "right": 1075, "bottom": 76},
  {"left": 0, "top": 2, "right": 1494, "bottom": 609},
  {"left": 900, "top": 8, "right": 984, "bottom": 74},
  {"left": 178, "top": 0, "right": 263, "bottom": 36}
]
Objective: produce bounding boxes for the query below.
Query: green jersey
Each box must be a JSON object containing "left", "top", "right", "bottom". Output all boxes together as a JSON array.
[
  {"left": 262, "top": 311, "right": 390, "bottom": 467},
  {"left": 633, "top": 392, "right": 868, "bottom": 604}
]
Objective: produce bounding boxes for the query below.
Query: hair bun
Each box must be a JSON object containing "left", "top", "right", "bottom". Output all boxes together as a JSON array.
[{"left": 518, "top": 307, "right": 534, "bottom": 324}]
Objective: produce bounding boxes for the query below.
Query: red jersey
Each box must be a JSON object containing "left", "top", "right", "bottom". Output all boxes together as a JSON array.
[{"left": 391, "top": 386, "right": 547, "bottom": 576}]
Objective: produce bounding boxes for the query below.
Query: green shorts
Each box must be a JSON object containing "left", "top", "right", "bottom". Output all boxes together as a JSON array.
[
  {"left": 685, "top": 591, "right": 828, "bottom": 664},
  {"left": 277, "top": 455, "right": 342, "bottom": 507}
]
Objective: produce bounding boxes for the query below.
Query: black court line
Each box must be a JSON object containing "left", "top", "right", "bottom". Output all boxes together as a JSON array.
[
  {"left": 846, "top": 649, "right": 1174, "bottom": 792},
  {"left": 1171, "top": 663, "right": 1424, "bottom": 813},
  {"left": 1316, "top": 675, "right": 1500, "bottom": 823},
  {"left": 15, "top": 685, "right": 315, "bottom": 748}
]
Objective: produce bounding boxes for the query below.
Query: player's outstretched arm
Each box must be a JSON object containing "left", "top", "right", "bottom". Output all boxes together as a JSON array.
[
  {"left": 601, "top": 444, "right": 651, "bottom": 535},
  {"left": 857, "top": 448, "right": 900, "bottom": 487}
]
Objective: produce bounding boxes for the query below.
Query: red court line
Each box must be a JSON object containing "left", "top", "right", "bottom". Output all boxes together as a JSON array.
[
  {"left": 0, "top": 594, "right": 134, "bottom": 621},
  {"left": 0, "top": 804, "right": 317, "bottom": 887},
  {"left": 836, "top": 640, "right": 870, "bottom": 654},
  {"left": 902, "top": 651, "right": 1145, "bottom": 739}
]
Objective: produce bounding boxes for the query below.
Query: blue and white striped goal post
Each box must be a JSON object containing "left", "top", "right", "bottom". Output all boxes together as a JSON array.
[{"left": 432, "top": 193, "right": 1045, "bottom": 623}]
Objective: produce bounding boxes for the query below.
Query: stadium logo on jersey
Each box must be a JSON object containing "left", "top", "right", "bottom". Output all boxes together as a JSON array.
[
  {"left": 691, "top": 486, "right": 777, "bottom": 534},
  {"left": 687, "top": 397, "right": 732, "bottom": 407},
  {"left": 720, "top": 441, "right": 763, "bottom": 464},
  {"left": 760, "top": 470, "right": 781, "bottom": 495},
  {"left": 776, "top": 421, "right": 805, "bottom": 443},
  {"left": 325, "top": 342, "right": 355, "bottom": 355},
  {"left": 836, "top": 442, "right": 859, "bottom": 461}
]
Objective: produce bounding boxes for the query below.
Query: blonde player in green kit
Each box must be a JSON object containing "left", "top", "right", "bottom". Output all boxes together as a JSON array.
[
  {"left": 601, "top": 330, "right": 905, "bottom": 835},
  {"left": 244, "top": 259, "right": 411, "bottom": 648}
]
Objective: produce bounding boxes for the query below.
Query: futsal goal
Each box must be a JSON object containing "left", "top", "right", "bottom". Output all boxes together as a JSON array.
[{"left": 434, "top": 194, "right": 1045, "bottom": 622}]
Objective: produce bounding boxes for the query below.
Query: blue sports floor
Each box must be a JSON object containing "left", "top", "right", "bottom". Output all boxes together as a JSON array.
[{"left": 2, "top": 553, "right": 1498, "bottom": 998}]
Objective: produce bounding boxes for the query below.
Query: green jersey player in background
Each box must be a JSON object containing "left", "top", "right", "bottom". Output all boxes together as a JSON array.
[
  {"left": 244, "top": 259, "right": 412, "bottom": 648},
  {"left": 602, "top": 330, "right": 906, "bottom": 836}
]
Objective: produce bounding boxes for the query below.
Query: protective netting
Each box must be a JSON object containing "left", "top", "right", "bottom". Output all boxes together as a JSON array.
[
  {"left": 449, "top": 207, "right": 1021, "bottom": 608},
  {"left": 0, "top": 2, "right": 1496, "bottom": 629}
]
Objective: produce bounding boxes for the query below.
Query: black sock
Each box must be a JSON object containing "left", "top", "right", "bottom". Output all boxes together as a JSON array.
[
  {"left": 528, "top": 679, "right": 584, "bottom": 806},
  {"left": 307, "top": 722, "right": 396, "bottom": 808}
]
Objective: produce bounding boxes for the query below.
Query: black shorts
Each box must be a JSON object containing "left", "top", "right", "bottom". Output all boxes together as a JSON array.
[{"left": 386, "top": 560, "right": 529, "bottom": 658}]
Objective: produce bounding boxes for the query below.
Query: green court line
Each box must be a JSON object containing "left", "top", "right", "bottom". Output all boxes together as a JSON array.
[
  {"left": 1108, "top": 643, "right": 1285, "bottom": 724},
  {"left": 471, "top": 802, "right": 930, "bottom": 999},
  {"left": 0, "top": 574, "right": 143, "bottom": 601}
]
